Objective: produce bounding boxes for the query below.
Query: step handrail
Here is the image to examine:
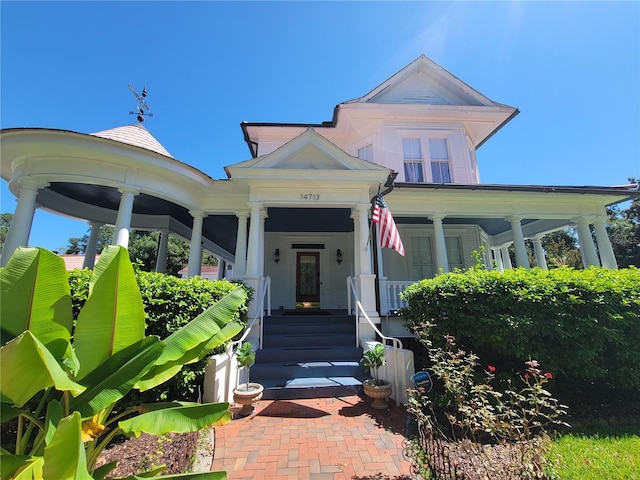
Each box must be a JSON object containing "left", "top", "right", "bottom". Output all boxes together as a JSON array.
[
  {"left": 347, "top": 276, "right": 403, "bottom": 406},
  {"left": 226, "top": 276, "right": 271, "bottom": 355}
]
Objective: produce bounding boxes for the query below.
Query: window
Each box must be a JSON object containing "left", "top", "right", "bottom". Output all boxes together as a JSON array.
[
  {"left": 445, "top": 236, "right": 464, "bottom": 270},
  {"left": 403, "top": 138, "right": 424, "bottom": 182},
  {"left": 430, "top": 139, "right": 451, "bottom": 183},
  {"left": 358, "top": 144, "right": 373, "bottom": 162},
  {"left": 411, "top": 236, "right": 434, "bottom": 280}
]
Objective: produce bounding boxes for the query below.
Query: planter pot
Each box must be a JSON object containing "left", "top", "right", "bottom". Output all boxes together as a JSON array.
[
  {"left": 362, "top": 379, "right": 392, "bottom": 409},
  {"left": 233, "top": 383, "right": 264, "bottom": 417}
]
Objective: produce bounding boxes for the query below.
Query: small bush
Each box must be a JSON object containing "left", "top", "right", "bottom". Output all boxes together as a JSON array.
[
  {"left": 68, "top": 268, "right": 252, "bottom": 402},
  {"left": 401, "top": 267, "right": 640, "bottom": 391}
]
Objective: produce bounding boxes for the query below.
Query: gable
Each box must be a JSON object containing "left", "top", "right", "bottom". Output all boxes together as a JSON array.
[
  {"left": 348, "top": 55, "right": 498, "bottom": 107},
  {"left": 226, "top": 128, "right": 390, "bottom": 178}
]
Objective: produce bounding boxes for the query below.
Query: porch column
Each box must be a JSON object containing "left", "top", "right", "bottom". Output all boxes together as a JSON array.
[
  {"left": 531, "top": 235, "right": 548, "bottom": 270},
  {"left": 187, "top": 210, "right": 204, "bottom": 277},
  {"left": 216, "top": 258, "right": 225, "bottom": 279},
  {"left": 375, "top": 225, "right": 389, "bottom": 315},
  {"left": 506, "top": 216, "right": 529, "bottom": 268},
  {"left": 501, "top": 245, "right": 513, "bottom": 269},
  {"left": 355, "top": 204, "right": 379, "bottom": 341},
  {"left": 111, "top": 185, "right": 139, "bottom": 248},
  {"left": 350, "top": 209, "right": 361, "bottom": 275},
  {"left": 492, "top": 247, "right": 504, "bottom": 272},
  {"left": 155, "top": 229, "right": 169, "bottom": 274},
  {"left": 575, "top": 217, "right": 600, "bottom": 267},
  {"left": 258, "top": 208, "right": 268, "bottom": 277},
  {"left": 245, "top": 204, "right": 263, "bottom": 278},
  {"left": 234, "top": 211, "right": 248, "bottom": 278},
  {"left": 1, "top": 178, "right": 48, "bottom": 266},
  {"left": 358, "top": 204, "right": 372, "bottom": 275},
  {"left": 592, "top": 218, "right": 618, "bottom": 269},
  {"left": 83, "top": 221, "right": 103, "bottom": 270},
  {"left": 430, "top": 214, "right": 449, "bottom": 274}
]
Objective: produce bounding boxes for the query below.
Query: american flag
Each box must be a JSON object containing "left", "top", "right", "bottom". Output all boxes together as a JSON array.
[{"left": 372, "top": 194, "right": 405, "bottom": 256}]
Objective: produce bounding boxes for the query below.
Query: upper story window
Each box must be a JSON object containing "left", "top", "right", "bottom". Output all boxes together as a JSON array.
[
  {"left": 358, "top": 144, "right": 373, "bottom": 162},
  {"left": 402, "top": 138, "right": 424, "bottom": 182},
  {"left": 429, "top": 139, "right": 451, "bottom": 183}
]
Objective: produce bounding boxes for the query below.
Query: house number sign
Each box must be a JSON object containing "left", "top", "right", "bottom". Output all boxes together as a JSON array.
[{"left": 300, "top": 193, "right": 320, "bottom": 201}]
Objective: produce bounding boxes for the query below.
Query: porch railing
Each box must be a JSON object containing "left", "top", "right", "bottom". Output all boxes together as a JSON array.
[
  {"left": 225, "top": 276, "right": 271, "bottom": 355},
  {"left": 347, "top": 276, "right": 403, "bottom": 406},
  {"left": 386, "top": 281, "right": 413, "bottom": 313}
]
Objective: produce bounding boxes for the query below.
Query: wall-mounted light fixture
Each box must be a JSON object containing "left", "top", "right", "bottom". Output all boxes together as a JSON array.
[
  {"left": 336, "top": 249, "right": 343, "bottom": 265},
  {"left": 273, "top": 248, "right": 280, "bottom": 264}
]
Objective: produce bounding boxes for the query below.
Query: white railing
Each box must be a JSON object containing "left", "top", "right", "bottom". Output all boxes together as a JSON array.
[
  {"left": 226, "top": 276, "right": 271, "bottom": 355},
  {"left": 347, "top": 276, "right": 403, "bottom": 406},
  {"left": 386, "top": 281, "right": 413, "bottom": 313}
]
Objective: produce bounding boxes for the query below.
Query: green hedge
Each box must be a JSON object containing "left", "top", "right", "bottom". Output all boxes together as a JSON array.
[
  {"left": 68, "top": 269, "right": 252, "bottom": 402},
  {"left": 401, "top": 267, "right": 640, "bottom": 390}
]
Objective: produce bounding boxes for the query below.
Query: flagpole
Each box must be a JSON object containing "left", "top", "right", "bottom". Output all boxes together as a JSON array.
[{"left": 366, "top": 182, "right": 383, "bottom": 249}]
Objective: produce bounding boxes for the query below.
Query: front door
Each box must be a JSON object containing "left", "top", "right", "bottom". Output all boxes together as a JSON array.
[{"left": 296, "top": 252, "right": 320, "bottom": 307}]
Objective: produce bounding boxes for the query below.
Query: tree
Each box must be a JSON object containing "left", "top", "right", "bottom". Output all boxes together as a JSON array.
[
  {"left": 607, "top": 178, "right": 640, "bottom": 267},
  {"left": 0, "top": 212, "right": 12, "bottom": 253},
  {"left": 542, "top": 229, "right": 583, "bottom": 269}
]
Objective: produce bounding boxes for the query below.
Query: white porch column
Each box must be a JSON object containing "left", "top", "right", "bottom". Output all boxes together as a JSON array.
[
  {"left": 575, "top": 217, "right": 600, "bottom": 267},
  {"left": 430, "top": 214, "right": 449, "bottom": 274},
  {"left": 234, "top": 211, "right": 248, "bottom": 278},
  {"left": 501, "top": 245, "right": 513, "bottom": 269},
  {"left": 506, "top": 216, "right": 529, "bottom": 268},
  {"left": 354, "top": 203, "right": 379, "bottom": 341},
  {"left": 258, "top": 208, "right": 268, "bottom": 277},
  {"left": 245, "top": 204, "right": 263, "bottom": 278},
  {"left": 83, "top": 221, "right": 103, "bottom": 270},
  {"left": 351, "top": 208, "right": 361, "bottom": 275},
  {"left": 357, "top": 204, "right": 372, "bottom": 275},
  {"left": 111, "top": 186, "right": 139, "bottom": 248},
  {"left": 187, "top": 211, "right": 204, "bottom": 277},
  {"left": 1, "top": 178, "right": 48, "bottom": 266},
  {"left": 531, "top": 235, "right": 548, "bottom": 270},
  {"left": 592, "top": 218, "right": 618, "bottom": 269},
  {"left": 155, "top": 229, "right": 169, "bottom": 274},
  {"left": 216, "top": 258, "right": 225, "bottom": 279},
  {"left": 492, "top": 247, "right": 504, "bottom": 272}
]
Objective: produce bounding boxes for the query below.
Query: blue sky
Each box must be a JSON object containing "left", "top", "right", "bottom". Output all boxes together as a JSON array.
[{"left": 1, "top": 1, "right": 639, "bottom": 252}]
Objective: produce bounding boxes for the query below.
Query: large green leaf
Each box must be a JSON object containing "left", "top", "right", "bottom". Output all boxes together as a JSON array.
[
  {"left": 74, "top": 246, "right": 146, "bottom": 380},
  {"left": 43, "top": 412, "right": 93, "bottom": 480},
  {"left": 0, "top": 247, "right": 72, "bottom": 361},
  {"left": 69, "top": 337, "right": 165, "bottom": 418},
  {"left": 1, "top": 451, "right": 44, "bottom": 480},
  {"left": 136, "top": 287, "right": 246, "bottom": 391},
  {"left": 0, "top": 332, "right": 84, "bottom": 407},
  {"left": 118, "top": 402, "right": 232, "bottom": 437}
]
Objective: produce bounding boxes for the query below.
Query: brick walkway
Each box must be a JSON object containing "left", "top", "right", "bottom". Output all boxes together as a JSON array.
[{"left": 211, "top": 394, "right": 414, "bottom": 479}]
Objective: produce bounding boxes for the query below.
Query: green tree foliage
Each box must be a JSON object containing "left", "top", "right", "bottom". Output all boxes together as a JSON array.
[
  {"left": 0, "top": 212, "right": 13, "bottom": 253},
  {"left": 401, "top": 267, "right": 640, "bottom": 390},
  {"left": 541, "top": 229, "right": 583, "bottom": 269},
  {"left": 607, "top": 178, "right": 640, "bottom": 267}
]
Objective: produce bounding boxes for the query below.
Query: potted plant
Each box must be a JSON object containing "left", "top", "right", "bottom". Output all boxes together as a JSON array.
[
  {"left": 361, "top": 343, "right": 392, "bottom": 409},
  {"left": 232, "top": 342, "right": 264, "bottom": 416}
]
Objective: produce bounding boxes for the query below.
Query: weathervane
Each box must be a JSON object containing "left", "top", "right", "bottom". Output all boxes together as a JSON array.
[{"left": 128, "top": 84, "right": 153, "bottom": 123}]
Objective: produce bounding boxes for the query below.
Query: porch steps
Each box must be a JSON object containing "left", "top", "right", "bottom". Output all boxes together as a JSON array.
[{"left": 252, "top": 313, "right": 368, "bottom": 400}]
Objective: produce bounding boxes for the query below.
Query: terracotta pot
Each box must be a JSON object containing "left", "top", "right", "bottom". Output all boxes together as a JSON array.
[
  {"left": 233, "top": 383, "right": 264, "bottom": 417},
  {"left": 362, "top": 379, "right": 392, "bottom": 409}
]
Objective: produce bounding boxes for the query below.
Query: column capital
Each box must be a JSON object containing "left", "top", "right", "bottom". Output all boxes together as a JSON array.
[
  {"left": 235, "top": 210, "right": 250, "bottom": 219},
  {"left": 573, "top": 215, "right": 596, "bottom": 225},
  {"left": 429, "top": 213, "right": 446, "bottom": 222},
  {"left": 17, "top": 177, "right": 49, "bottom": 191},
  {"left": 117, "top": 184, "right": 141, "bottom": 196},
  {"left": 189, "top": 210, "right": 206, "bottom": 220},
  {"left": 590, "top": 216, "right": 608, "bottom": 226},
  {"left": 504, "top": 215, "right": 524, "bottom": 223}
]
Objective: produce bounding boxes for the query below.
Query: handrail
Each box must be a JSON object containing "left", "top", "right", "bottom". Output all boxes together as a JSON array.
[
  {"left": 226, "top": 276, "right": 271, "bottom": 355},
  {"left": 347, "top": 276, "right": 403, "bottom": 406}
]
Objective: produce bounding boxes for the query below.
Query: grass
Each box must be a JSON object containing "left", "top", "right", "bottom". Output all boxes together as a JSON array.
[{"left": 548, "top": 424, "right": 640, "bottom": 479}]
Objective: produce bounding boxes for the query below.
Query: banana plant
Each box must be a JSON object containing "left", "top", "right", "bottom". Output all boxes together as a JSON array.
[{"left": 1, "top": 246, "right": 248, "bottom": 479}]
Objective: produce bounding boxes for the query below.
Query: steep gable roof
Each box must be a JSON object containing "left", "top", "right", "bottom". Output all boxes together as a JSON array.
[
  {"left": 346, "top": 55, "right": 504, "bottom": 107},
  {"left": 91, "top": 123, "right": 173, "bottom": 158}
]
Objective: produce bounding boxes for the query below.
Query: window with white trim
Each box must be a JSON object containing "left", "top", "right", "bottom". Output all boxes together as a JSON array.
[
  {"left": 430, "top": 139, "right": 452, "bottom": 183},
  {"left": 445, "top": 236, "right": 464, "bottom": 270},
  {"left": 411, "top": 236, "right": 434, "bottom": 280},
  {"left": 402, "top": 138, "right": 424, "bottom": 182},
  {"left": 358, "top": 144, "right": 373, "bottom": 162}
]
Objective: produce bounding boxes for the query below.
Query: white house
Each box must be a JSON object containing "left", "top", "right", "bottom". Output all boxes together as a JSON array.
[{"left": 2, "top": 54, "right": 637, "bottom": 352}]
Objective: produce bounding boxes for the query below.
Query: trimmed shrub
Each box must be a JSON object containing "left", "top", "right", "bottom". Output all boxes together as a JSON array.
[
  {"left": 68, "top": 269, "right": 252, "bottom": 402},
  {"left": 401, "top": 267, "right": 640, "bottom": 390}
]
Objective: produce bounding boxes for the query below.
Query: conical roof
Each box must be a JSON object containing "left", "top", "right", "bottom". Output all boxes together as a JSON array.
[{"left": 90, "top": 123, "right": 173, "bottom": 158}]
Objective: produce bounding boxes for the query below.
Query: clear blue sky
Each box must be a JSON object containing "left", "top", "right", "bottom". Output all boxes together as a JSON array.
[{"left": 1, "top": 1, "right": 639, "bottom": 252}]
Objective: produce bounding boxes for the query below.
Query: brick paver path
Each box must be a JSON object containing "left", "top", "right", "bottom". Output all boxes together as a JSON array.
[{"left": 211, "top": 394, "right": 413, "bottom": 479}]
